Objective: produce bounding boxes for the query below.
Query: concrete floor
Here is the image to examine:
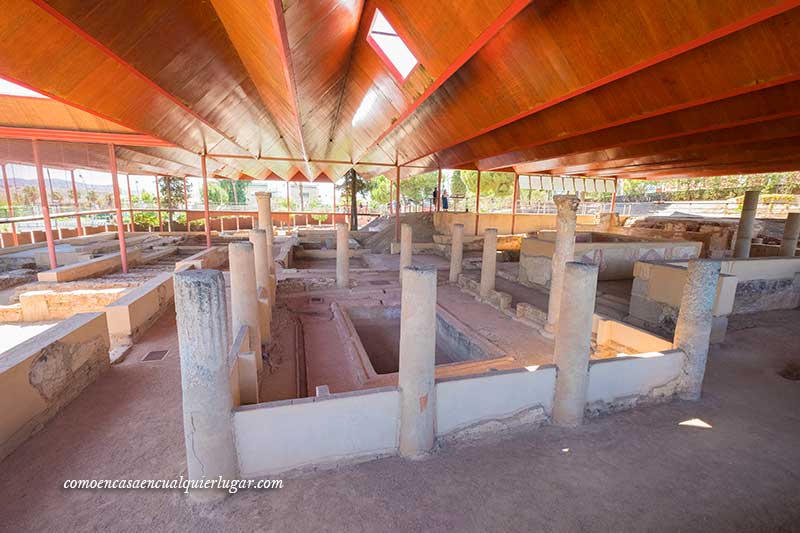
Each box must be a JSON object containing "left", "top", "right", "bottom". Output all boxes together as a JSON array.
[{"left": 0, "top": 294, "right": 798, "bottom": 531}]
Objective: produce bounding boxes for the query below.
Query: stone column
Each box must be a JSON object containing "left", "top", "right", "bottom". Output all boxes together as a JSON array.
[
  {"left": 780, "top": 212, "right": 800, "bottom": 257},
  {"left": 249, "top": 229, "right": 272, "bottom": 343},
  {"left": 479, "top": 228, "right": 498, "bottom": 297},
  {"left": 399, "top": 223, "right": 413, "bottom": 280},
  {"left": 552, "top": 262, "right": 599, "bottom": 427},
  {"left": 544, "top": 195, "right": 580, "bottom": 337},
  {"left": 229, "top": 242, "right": 263, "bottom": 371},
  {"left": 253, "top": 191, "right": 276, "bottom": 301},
  {"left": 336, "top": 222, "right": 349, "bottom": 289},
  {"left": 734, "top": 190, "right": 760, "bottom": 258},
  {"left": 255, "top": 191, "right": 273, "bottom": 232},
  {"left": 449, "top": 223, "right": 464, "bottom": 283},
  {"left": 174, "top": 269, "right": 237, "bottom": 502},
  {"left": 673, "top": 259, "right": 721, "bottom": 401},
  {"left": 398, "top": 265, "right": 437, "bottom": 458}
]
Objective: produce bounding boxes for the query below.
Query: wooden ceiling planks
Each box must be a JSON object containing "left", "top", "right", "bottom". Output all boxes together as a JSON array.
[
  {"left": 41, "top": 0, "right": 294, "bottom": 161},
  {"left": 488, "top": 83, "right": 800, "bottom": 172},
  {"left": 328, "top": 0, "right": 530, "bottom": 166},
  {"left": 0, "top": 95, "right": 134, "bottom": 133},
  {"left": 0, "top": 0, "right": 250, "bottom": 161},
  {"left": 362, "top": 0, "right": 799, "bottom": 168},
  {"left": 0, "top": 0, "right": 799, "bottom": 181},
  {"left": 436, "top": 9, "right": 800, "bottom": 172},
  {"left": 515, "top": 116, "right": 800, "bottom": 176}
]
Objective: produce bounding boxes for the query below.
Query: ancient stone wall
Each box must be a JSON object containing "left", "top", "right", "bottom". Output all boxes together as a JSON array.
[{"left": 0, "top": 312, "right": 110, "bottom": 461}]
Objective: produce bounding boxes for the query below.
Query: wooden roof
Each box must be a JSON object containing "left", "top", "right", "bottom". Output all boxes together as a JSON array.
[{"left": 0, "top": 0, "right": 798, "bottom": 181}]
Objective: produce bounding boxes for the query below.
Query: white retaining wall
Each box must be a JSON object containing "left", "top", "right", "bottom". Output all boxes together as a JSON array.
[
  {"left": 587, "top": 350, "right": 684, "bottom": 408},
  {"left": 435, "top": 366, "right": 556, "bottom": 436},
  {"left": 234, "top": 387, "right": 399, "bottom": 477}
]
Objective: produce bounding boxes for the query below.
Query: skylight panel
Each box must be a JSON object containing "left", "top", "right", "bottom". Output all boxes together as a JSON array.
[
  {"left": 0, "top": 79, "right": 48, "bottom": 99},
  {"left": 368, "top": 9, "right": 418, "bottom": 81}
]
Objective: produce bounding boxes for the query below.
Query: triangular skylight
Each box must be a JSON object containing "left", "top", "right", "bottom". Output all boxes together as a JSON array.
[
  {"left": 367, "top": 9, "right": 418, "bottom": 81},
  {"left": 0, "top": 79, "right": 48, "bottom": 99}
]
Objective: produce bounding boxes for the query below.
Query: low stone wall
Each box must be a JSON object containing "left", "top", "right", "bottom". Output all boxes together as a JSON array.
[
  {"left": 434, "top": 211, "right": 597, "bottom": 236},
  {"left": 274, "top": 235, "right": 297, "bottom": 269},
  {"left": 174, "top": 246, "right": 228, "bottom": 271},
  {"left": 593, "top": 315, "right": 674, "bottom": 355},
  {"left": 627, "top": 261, "right": 735, "bottom": 343},
  {"left": 105, "top": 271, "right": 174, "bottom": 349},
  {"left": 586, "top": 350, "right": 685, "bottom": 414},
  {"left": 0, "top": 287, "right": 130, "bottom": 323},
  {"left": 37, "top": 249, "right": 143, "bottom": 283},
  {"left": 0, "top": 312, "right": 110, "bottom": 461},
  {"left": 519, "top": 234, "right": 701, "bottom": 285},
  {"left": 234, "top": 387, "right": 400, "bottom": 476},
  {"left": 456, "top": 274, "right": 513, "bottom": 312},
  {"left": 627, "top": 257, "right": 800, "bottom": 342},
  {"left": 435, "top": 366, "right": 555, "bottom": 438}
]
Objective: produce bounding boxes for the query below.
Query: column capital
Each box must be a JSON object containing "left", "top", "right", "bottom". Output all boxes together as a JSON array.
[
  {"left": 255, "top": 191, "right": 272, "bottom": 200},
  {"left": 553, "top": 194, "right": 580, "bottom": 212}
]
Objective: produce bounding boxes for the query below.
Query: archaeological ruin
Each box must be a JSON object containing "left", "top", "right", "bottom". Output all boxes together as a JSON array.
[{"left": 1, "top": 1, "right": 799, "bottom": 529}]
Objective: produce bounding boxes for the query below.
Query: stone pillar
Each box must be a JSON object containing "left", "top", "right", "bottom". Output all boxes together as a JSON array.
[
  {"left": 174, "top": 269, "right": 237, "bottom": 502},
  {"left": 255, "top": 191, "right": 273, "bottom": 232},
  {"left": 449, "top": 223, "right": 464, "bottom": 283},
  {"left": 399, "top": 223, "right": 413, "bottom": 280},
  {"left": 229, "top": 242, "right": 263, "bottom": 372},
  {"left": 673, "top": 259, "right": 721, "bottom": 401},
  {"left": 479, "top": 228, "right": 498, "bottom": 297},
  {"left": 544, "top": 195, "right": 580, "bottom": 337},
  {"left": 249, "top": 229, "right": 271, "bottom": 343},
  {"left": 398, "top": 265, "right": 437, "bottom": 458},
  {"left": 336, "top": 222, "right": 349, "bottom": 289},
  {"left": 780, "top": 212, "right": 800, "bottom": 257},
  {"left": 552, "top": 262, "right": 599, "bottom": 427},
  {"left": 734, "top": 190, "right": 760, "bottom": 258}
]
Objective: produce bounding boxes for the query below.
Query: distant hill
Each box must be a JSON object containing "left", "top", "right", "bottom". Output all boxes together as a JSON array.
[{"left": 6, "top": 177, "right": 114, "bottom": 193}]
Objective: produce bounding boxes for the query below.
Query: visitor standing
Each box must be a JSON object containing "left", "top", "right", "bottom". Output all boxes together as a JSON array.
[{"left": 442, "top": 189, "right": 449, "bottom": 211}]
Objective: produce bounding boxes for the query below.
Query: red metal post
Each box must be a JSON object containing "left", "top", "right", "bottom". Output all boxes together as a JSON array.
[
  {"left": 183, "top": 176, "right": 189, "bottom": 210},
  {"left": 32, "top": 141, "right": 58, "bottom": 269},
  {"left": 395, "top": 166, "right": 401, "bottom": 242},
  {"left": 108, "top": 144, "right": 129, "bottom": 273},
  {"left": 2, "top": 164, "right": 19, "bottom": 247},
  {"left": 475, "top": 170, "right": 482, "bottom": 235},
  {"left": 69, "top": 170, "right": 83, "bottom": 236},
  {"left": 511, "top": 173, "right": 520, "bottom": 234},
  {"left": 126, "top": 174, "right": 134, "bottom": 232},
  {"left": 436, "top": 168, "right": 442, "bottom": 212},
  {"left": 201, "top": 155, "right": 211, "bottom": 248},
  {"left": 155, "top": 175, "right": 163, "bottom": 231}
]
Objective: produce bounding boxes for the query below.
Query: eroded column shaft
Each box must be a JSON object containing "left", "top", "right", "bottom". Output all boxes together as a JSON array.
[
  {"left": 336, "top": 222, "right": 349, "bottom": 289},
  {"left": 249, "top": 229, "right": 272, "bottom": 344},
  {"left": 780, "top": 212, "right": 800, "bottom": 257},
  {"left": 734, "top": 190, "right": 760, "bottom": 258},
  {"left": 449, "top": 223, "right": 464, "bottom": 283},
  {"left": 174, "top": 269, "right": 237, "bottom": 502},
  {"left": 545, "top": 195, "right": 580, "bottom": 336},
  {"left": 229, "top": 242, "right": 263, "bottom": 371},
  {"left": 400, "top": 223, "right": 413, "bottom": 280},
  {"left": 398, "top": 265, "right": 437, "bottom": 457},
  {"left": 480, "top": 228, "right": 498, "bottom": 297},
  {"left": 673, "top": 259, "right": 721, "bottom": 400},
  {"left": 552, "top": 262, "right": 599, "bottom": 427}
]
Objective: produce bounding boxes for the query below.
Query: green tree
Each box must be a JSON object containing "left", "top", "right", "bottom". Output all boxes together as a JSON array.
[{"left": 215, "top": 179, "right": 250, "bottom": 204}]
